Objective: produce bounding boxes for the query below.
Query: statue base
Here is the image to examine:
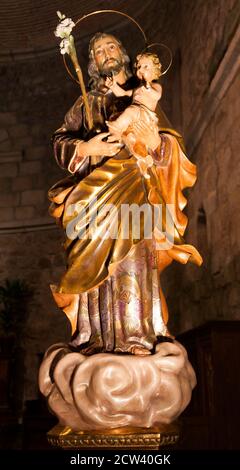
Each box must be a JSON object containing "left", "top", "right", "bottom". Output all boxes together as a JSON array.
[
  {"left": 47, "top": 422, "right": 180, "bottom": 450},
  {"left": 39, "top": 341, "right": 196, "bottom": 432}
]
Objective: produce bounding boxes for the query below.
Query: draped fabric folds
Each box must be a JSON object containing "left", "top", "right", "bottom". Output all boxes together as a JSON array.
[{"left": 49, "top": 88, "right": 202, "bottom": 353}]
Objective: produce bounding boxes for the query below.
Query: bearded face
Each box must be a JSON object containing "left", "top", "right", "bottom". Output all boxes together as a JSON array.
[
  {"left": 88, "top": 33, "right": 131, "bottom": 89},
  {"left": 98, "top": 57, "right": 124, "bottom": 77},
  {"left": 93, "top": 36, "right": 125, "bottom": 76}
]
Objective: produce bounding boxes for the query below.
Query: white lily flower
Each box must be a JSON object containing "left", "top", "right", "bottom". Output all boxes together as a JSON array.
[
  {"left": 54, "top": 11, "right": 93, "bottom": 129},
  {"left": 57, "top": 11, "right": 65, "bottom": 20},
  {"left": 60, "top": 38, "right": 71, "bottom": 55},
  {"left": 54, "top": 17, "right": 75, "bottom": 39}
]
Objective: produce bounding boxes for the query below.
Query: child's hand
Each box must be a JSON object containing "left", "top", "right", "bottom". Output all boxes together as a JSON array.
[
  {"left": 105, "top": 76, "right": 121, "bottom": 96},
  {"left": 105, "top": 76, "right": 132, "bottom": 98},
  {"left": 105, "top": 76, "right": 114, "bottom": 89}
]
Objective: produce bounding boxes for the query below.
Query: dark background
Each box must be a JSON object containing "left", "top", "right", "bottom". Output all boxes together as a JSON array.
[{"left": 0, "top": 0, "right": 239, "bottom": 451}]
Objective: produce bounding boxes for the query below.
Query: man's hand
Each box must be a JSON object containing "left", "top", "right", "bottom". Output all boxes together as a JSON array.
[
  {"left": 131, "top": 121, "right": 161, "bottom": 151},
  {"left": 77, "top": 132, "right": 123, "bottom": 158}
]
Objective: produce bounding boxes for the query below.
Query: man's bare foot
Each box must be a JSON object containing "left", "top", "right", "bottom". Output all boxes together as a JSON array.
[{"left": 128, "top": 345, "right": 151, "bottom": 356}]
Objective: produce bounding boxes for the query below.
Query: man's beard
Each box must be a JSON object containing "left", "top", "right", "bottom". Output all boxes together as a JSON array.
[{"left": 99, "top": 58, "right": 123, "bottom": 77}]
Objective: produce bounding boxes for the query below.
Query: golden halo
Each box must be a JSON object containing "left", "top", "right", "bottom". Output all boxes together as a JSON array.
[
  {"left": 63, "top": 9, "right": 148, "bottom": 84},
  {"left": 139, "top": 42, "right": 173, "bottom": 76}
]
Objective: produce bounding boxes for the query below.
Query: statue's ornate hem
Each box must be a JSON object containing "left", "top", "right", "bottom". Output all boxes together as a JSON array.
[{"left": 47, "top": 422, "right": 180, "bottom": 449}]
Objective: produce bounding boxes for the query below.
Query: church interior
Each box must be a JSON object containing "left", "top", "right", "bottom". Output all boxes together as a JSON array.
[{"left": 0, "top": 0, "right": 239, "bottom": 452}]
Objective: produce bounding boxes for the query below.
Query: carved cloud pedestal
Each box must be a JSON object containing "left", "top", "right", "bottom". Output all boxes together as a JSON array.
[{"left": 39, "top": 340, "right": 196, "bottom": 449}]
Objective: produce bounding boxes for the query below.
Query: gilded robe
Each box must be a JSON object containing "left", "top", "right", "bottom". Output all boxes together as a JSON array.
[{"left": 49, "top": 82, "right": 202, "bottom": 353}]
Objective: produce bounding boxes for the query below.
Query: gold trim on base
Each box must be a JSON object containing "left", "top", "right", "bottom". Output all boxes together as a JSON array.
[{"left": 47, "top": 423, "right": 180, "bottom": 449}]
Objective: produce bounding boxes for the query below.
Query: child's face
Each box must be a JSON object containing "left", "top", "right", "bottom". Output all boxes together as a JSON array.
[{"left": 136, "top": 56, "right": 156, "bottom": 83}]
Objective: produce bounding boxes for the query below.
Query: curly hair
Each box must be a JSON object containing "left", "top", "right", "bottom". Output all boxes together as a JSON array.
[{"left": 134, "top": 52, "right": 162, "bottom": 80}]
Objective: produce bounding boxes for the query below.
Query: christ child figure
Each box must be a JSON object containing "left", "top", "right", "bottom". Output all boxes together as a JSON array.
[{"left": 106, "top": 52, "right": 162, "bottom": 179}]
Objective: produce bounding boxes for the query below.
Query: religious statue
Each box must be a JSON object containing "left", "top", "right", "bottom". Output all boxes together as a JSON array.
[{"left": 39, "top": 11, "right": 202, "bottom": 448}]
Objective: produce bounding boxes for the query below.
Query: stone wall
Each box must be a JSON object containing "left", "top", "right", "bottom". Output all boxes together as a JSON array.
[
  {"left": 165, "top": 0, "right": 240, "bottom": 334},
  {"left": 181, "top": 0, "right": 238, "bottom": 134},
  {"left": 0, "top": 54, "right": 78, "bottom": 228},
  {"left": 0, "top": 229, "right": 70, "bottom": 400},
  {"left": 0, "top": 54, "right": 77, "bottom": 400}
]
